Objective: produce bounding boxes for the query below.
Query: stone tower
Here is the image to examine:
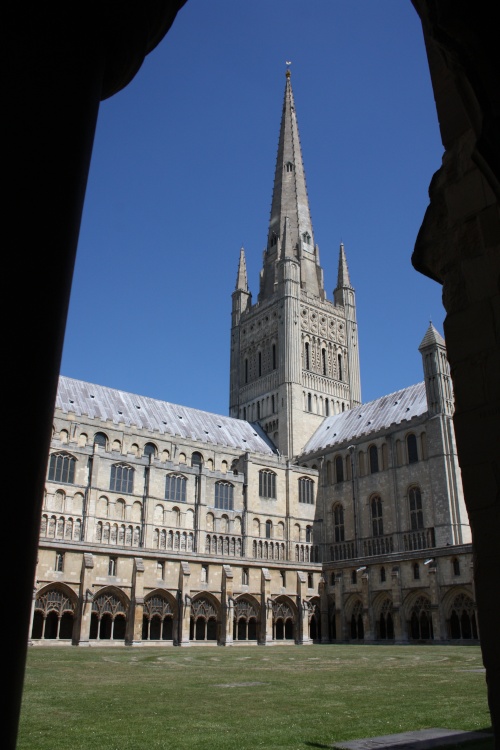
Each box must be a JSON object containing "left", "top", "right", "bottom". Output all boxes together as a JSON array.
[{"left": 229, "top": 69, "right": 362, "bottom": 458}]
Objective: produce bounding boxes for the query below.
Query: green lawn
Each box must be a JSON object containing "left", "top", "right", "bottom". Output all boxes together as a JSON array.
[{"left": 17, "top": 644, "right": 493, "bottom": 750}]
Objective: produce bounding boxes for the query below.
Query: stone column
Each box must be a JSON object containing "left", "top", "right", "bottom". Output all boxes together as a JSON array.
[
  {"left": 178, "top": 561, "right": 191, "bottom": 647},
  {"left": 319, "top": 577, "right": 330, "bottom": 643},
  {"left": 296, "top": 571, "right": 312, "bottom": 645},
  {"left": 360, "top": 570, "right": 373, "bottom": 641},
  {"left": 259, "top": 568, "right": 273, "bottom": 645},
  {"left": 77, "top": 553, "right": 95, "bottom": 646},
  {"left": 391, "top": 565, "right": 406, "bottom": 643},
  {"left": 427, "top": 562, "right": 442, "bottom": 640},
  {"left": 128, "top": 557, "right": 145, "bottom": 645},
  {"left": 220, "top": 565, "right": 234, "bottom": 646},
  {"left": 335, "top": 571, "right": 346, "bottom": 641}
]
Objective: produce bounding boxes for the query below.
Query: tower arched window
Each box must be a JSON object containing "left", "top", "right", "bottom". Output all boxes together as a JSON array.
[
  {"left": 322, "top": 348, "right": 327, "bottom": 375},
  {"left": 305, "top": 342, "right": 310, "bottom": 370},
  {"left": 338, "top": 354, "right": 343, "bottom": 381},
  {"left": 371, "top": 495, "right": 384, "bottom": 536},
  {"left": 334, "top": 455, "right": 344, "bottom": 483},
  {"left": 265, "top": 520, "right": 272, "bottom": 539},
  {"left": 244, "top": 358, "right": 248, "bottom": 384},
  {"left": 369, "top": 445, "right": 379, "bottom": 474},
  {"left": 333, "top": 504, "right": 344, "bottom": 542},
  {"left": 307, "top": 393, "right": 312, "bottom": 412},
  {"left": 272, "top": 343, "right": 277, "bottom": 370},
  {"left": 258, "top": 351, "right": 262, "bottom": 377},
  {"left": 409, "top": 486, "right": 424, "bottom": 530},
  {"left": 407, "top": 434, "right": 419, "bottom": 464},
  {"left": 306, "top": 525, "right": 312, "bottom": 543},
  {"left": 285, "top": 161, "right": 294, "bottom": 172}
]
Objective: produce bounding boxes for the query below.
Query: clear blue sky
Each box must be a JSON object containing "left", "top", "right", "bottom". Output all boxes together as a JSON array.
[{"left": 61, "top": 0, "right": 445, "bottom": 418}]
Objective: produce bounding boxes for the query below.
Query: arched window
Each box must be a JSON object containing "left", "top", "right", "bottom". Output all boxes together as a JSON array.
[
  {"left": 215, "top": 481, "right": 234, "bottom": 511},
  {"left": 265, "top": 520, "right": 272, "bottom": 539},
  {"left": 307, "top": 393, "right": 312, "bottom": 412},
  {"left": 48, "top": 452, "right": 76, "bottom": 484},
  {"left": 413, "top": 562, "right": 420, "bottom": 580},
  {"left": 305, "top": 342, "right": 310, "bottom": 370},
  {"left": 371, "top": 495, "right": 383, "bottom": 536},
  {"left": 110, "top": 464, "right": 134, "bottom": 494},
  {"left": 322, "top": 348, "right": 327, "bottom": 375},
  {"left": 351, "top": 570, "right": 357, "bottom": 584},
  {"left": 407, "top": 434, "right": 419, "bottom": 464},
  {"left": 143, "top": 442, "right": 156, "bottom": 459},
  {"left": 369, "top": 445, "right": 379, "bottom": 474},
  {"left": 380, "top": 566, "right": 386, "bottom": 583},
  {"left": 335, "top": 455, "right": 344, "bottom": 483},
  {"left": 333, "top": 504, "right": 344, "bottom": 542},
  {"left": 93, "top": 432, "right": 107, "bottom": 450},
  {"left": 306, "top": 525, "right": 312, "bottom": 543},
  {"left": 453, "top": 557, "right": 461, "bottom": 576},
  {"left": 258, "top": 351, "right": 262, "bottom": 377},
  {"left": 259, "top": 469, "right": 277, "bottom": 499},
  {"left": 298, "top": 477, "right": 314, "bottom": 504},
  {"left": 338, "top": 354, "right": 343, "bottom": 381},
  {"left": 285, "top": 161, "right": 294, "bottom": 172},
  {"left": 191, "top": 451, "right": 203, "bottom": 468},
  {"left": 409, "top": 486, "right": 424, "bottom": 530},
  {"left": 165, "top": 474, "right": 187, "bottom": 503},
  {"left": 244, "top": 358, "right": 248, "bottom": 384},
  {"left": 272, "top": 344, "right": 277, "bottom": 370}
]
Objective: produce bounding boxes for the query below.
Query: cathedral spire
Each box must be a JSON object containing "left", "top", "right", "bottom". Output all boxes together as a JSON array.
[{"left": 259, "top": 70, "right": 325, "bottom": 301}]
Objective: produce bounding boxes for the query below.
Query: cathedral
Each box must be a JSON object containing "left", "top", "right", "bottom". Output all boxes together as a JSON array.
[{"left": 33, "top": 70, "right": 477, "bottom": 647}]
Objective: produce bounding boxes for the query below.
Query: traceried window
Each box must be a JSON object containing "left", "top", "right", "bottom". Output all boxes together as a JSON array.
[
  {"left": 407, "top": 433, "right": 419, "bottom": 464},
  {"left": 48, "top": 452, "right": 75, "bottom": 484},
  {"left": 259, "top": 469, "right": 277, "bottom": 499},
  {"left": 165, "top": 474, "right": 187, "bottom": 503},
  {"left": 409, "top": 486, "right": 424, "bottom": 530},
  {"left": 298, "top": 477, "right": 314, "bottom": 504},
  {"left": 369, "top": 445, "right": 379, "bottom": 474},
  {"left": 110, "top": 464, "right": 134, "bottom": 494},
  {"left": 333, "top": 504, "right": 345, "bottom": 542},
  {"left": 215, "top": 481, "right": 234, "bottom": 511},
  {"left": 371, "top": 495, "right": 384, "bottom": 536}
]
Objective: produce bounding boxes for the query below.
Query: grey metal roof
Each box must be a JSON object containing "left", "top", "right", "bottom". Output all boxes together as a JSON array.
[
  {"left": 56, "top": 376, "right": 278, "bottom": 456},
  {"left": 301, "top": 382, "right": 428, "bottom": 456}
]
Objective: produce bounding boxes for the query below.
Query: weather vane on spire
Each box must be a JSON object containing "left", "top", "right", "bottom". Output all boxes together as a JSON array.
[{"left": 286, "top": 61, "right": 292, "bottom": 78}]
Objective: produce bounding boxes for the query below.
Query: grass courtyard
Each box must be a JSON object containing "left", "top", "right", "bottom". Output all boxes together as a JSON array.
[{"left": 17, "top": 644, "right": 493, "bottom": 750}]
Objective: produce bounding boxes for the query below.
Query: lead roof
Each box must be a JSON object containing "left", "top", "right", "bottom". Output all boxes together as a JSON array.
[
  {"left": 56, "top": 376, "right": 278, "bottom": 456},
  {"left": 301, "top": 381, "right": 428, "bottom": 456}
]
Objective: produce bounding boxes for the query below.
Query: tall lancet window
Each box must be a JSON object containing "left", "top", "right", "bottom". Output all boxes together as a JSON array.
[
  {"left": 338, "top": 354, "right": 343, "bottom": 381},
  {"left": 305, "top": 342, "right": 310, "bottom": 370},
  {"left": 322, "top": 348, "right": 327, "bottom": 376}
]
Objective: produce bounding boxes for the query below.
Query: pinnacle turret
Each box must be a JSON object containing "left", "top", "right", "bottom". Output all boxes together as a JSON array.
[
  {"left": 235, "top": 247, "right": 249, "bottom": 292},
  {"left": 336, "top": 242, "right": 353, "bottom": 289}
]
